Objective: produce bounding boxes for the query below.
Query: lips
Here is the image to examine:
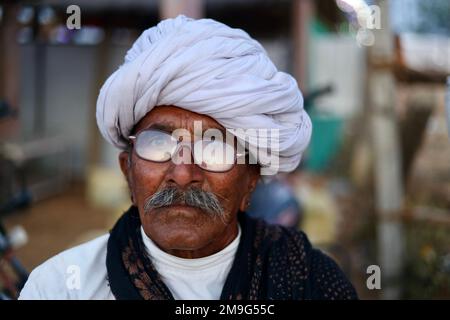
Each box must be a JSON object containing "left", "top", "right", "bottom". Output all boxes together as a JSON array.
[{"left": 156, "top": 204, "right": 204, "bottom": 217}]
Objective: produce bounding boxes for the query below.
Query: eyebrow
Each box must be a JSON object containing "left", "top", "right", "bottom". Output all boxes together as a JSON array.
[
  {"left": 146, "top": 123, "right": 175, "bottom": 133},
  {"left": 145, "top": 123, "right": 226, "bottom": 136}
]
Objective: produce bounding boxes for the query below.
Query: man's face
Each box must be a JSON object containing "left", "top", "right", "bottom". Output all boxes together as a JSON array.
[{"left": 119, "top": 105, "right": 259, "bottom": 258}]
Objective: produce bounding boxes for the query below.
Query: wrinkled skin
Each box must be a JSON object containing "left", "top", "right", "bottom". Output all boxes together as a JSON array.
[{"left": 119, "top": 105, "right": 260, "bottom": 258}]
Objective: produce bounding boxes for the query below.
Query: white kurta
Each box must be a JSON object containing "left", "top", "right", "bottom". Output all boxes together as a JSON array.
[{"left": 18, "top": 226, "right": 241, "bottom": 300}]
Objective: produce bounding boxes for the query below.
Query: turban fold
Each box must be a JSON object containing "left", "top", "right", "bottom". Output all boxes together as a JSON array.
[{"left": 96, "top": 15, "right": 312, "bottom": 174}]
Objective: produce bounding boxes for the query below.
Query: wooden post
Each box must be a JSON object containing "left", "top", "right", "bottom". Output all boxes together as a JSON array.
[
  {"left": 368, "top": 0, "right": 405, "bottom": 299},
  {"left": 292, "top": 0, "right": 314, "bottom": 93},
  {"left": 159, "top": 0, "right": 204, "bottom": 20},
  {"left": 446, "top": 77, "right": 450, "bottom": 139},
  {"left": 0, "top": 3, "right": 20, "bottom": 139},
  {"left": 87, "top": 29, "right": 112, "bottom": 168}
]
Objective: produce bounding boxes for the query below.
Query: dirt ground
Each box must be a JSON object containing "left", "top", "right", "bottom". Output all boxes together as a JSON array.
[{"left": 3, "top": 184, "right": 113, "bottom": 271}]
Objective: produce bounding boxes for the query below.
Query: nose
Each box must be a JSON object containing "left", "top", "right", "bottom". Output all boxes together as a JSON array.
[{"left": 165, "top": 144, "right": 204, "bottom": 189}]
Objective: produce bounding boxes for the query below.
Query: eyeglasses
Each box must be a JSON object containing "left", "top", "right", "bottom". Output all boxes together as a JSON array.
[{"left": 128, "top": 129, "right": 247, "bottom": 172}]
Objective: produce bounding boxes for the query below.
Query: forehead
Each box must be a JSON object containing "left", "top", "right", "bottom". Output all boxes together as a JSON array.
[{"left": 133, "top": 105, "right": 225, "bottom": 134}]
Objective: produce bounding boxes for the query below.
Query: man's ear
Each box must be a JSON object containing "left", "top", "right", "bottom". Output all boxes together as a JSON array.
[
  {"left": 119, "top": 151, "right": 131, "bottom": 180},
  {"left": 239, "top": 165, "right": 260, "bottom": 212},
  {"left": 119, "top": 151, "right": 136, "bottom": 204},
  {"left": 247, "top": 164, "right": 260, "bottom": 194}
]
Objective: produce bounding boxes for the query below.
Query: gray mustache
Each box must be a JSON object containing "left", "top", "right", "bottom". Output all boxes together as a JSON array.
[{"left": 143, "top": 186, "right": 225, "bottom": 217}]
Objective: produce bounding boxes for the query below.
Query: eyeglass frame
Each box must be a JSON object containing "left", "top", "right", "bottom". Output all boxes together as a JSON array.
[{"left": 127, "top": 128, "right": 249, "bottom": 173}]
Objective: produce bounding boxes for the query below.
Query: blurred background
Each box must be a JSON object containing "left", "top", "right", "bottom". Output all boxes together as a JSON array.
[{"left": 0, "top": 0, "right": 449, "bottom": 299}]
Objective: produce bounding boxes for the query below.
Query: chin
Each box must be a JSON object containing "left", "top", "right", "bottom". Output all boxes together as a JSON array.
[
  {"left": 157, "top": 229, "right": 207, "bottom": 251},
  {"left": 142, "top": 219, "right": 208, "bottom": 249}
]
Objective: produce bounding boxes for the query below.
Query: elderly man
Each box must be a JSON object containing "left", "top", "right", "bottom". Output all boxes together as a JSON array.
[{"left": 19, "top": 16, "right": 357, "bottom": 300}]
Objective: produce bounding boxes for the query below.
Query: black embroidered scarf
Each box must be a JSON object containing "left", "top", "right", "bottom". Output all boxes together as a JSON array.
[{"left": 106, "top": 205, "right": 358, "bottom": 300}]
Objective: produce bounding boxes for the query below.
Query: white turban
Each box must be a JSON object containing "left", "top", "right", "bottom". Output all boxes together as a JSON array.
[{"left": 96, "top": 15, "right": 312, "bottom": 174}]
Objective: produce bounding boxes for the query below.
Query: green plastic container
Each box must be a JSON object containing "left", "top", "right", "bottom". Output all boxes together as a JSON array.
[{"left": 305, "top": 111, "right": 344, "bottom": 172}]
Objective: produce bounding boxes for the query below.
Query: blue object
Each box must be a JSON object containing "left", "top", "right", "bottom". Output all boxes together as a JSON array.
[{"left": 247, "top": 179, "right": 302, "bottom": 228}]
